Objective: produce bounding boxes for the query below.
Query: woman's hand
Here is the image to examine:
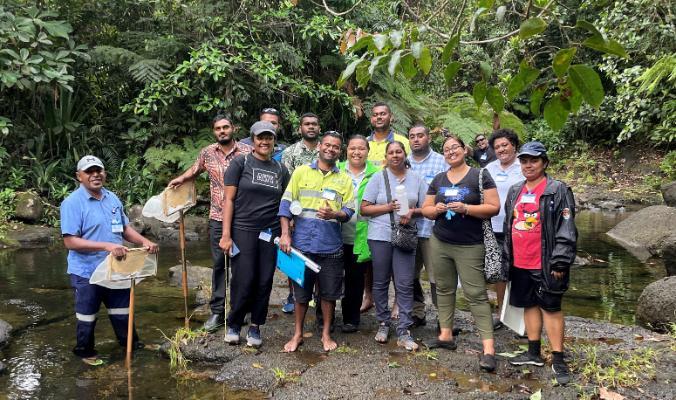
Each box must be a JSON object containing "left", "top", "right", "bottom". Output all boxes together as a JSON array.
[
  {"left": 447, "top": 201, "right": 467, "bottom": 215},
  {"left": 389, "top": 200, "right": 400, "bottom": 213},
  {"left": 219, "top": 235, "right": 232, "bottom": 254},
  {"left": 552, "top": 271, "right": 566, "bottom": 280},
  {"left": 399, "top": 209, "right": 414, "bottom": 225},
  {"left": 434, "top": 202, "right": 448, "bottom": 217}
]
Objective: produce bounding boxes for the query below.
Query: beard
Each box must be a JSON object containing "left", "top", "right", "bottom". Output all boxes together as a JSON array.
[{"left": 217, "top": 137, "right": 233, "bottom": 145}]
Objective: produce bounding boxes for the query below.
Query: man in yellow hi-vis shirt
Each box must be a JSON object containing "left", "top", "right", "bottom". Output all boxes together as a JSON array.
[
  {"left": 367, "top": 102, "right": 410, "bottom": 166},
  {"left": 278, "top": 132, "right": 355, "bottom": 353}
]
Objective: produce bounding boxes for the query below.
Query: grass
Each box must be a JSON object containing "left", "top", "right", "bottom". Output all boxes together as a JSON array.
[
  {"left": 271, "top": 367, "right": 300, "bottom": 386},
  {"left": 570, "top": 344, "right": 656, "bottom": 389},
  {"left": 159, "top": 326, "right": 207, "bottom": 374},
  {"left": 334, "top": 344, "right": 357, "bottom": 354}
]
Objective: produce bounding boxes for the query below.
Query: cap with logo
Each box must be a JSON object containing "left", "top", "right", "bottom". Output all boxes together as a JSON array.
[
  {"left": 77, "top": 155, "right": 105, "bottom": 171},
  {"left": 250, "top": 121, "right": 277, "bottom": 137},
  {"left": 517, "top": 141, "right": 548, "bottom": 159}
]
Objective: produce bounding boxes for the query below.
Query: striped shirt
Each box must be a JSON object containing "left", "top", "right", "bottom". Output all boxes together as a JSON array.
[{"left": 408, "top": 150, "right": 448, "bottom": 237}]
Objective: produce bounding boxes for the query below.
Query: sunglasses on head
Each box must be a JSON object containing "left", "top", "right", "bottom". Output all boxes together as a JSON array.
[
  {"left": 261, "top": 107, "right": 280, "bottom": 116},
  {"left": 476, "top": 137, "right": 486, "bottom": 143}
]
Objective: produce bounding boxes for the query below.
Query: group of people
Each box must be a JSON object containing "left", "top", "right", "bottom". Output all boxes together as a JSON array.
[{"left": 61, "top": 102, "right": 577, "bottom": 385}]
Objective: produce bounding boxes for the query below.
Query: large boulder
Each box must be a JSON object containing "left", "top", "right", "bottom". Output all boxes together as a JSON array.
[
  {"left": 606, "top": 205, "right": 676, "bottom": 261},
  {"left": 661, "top": 181, "right": 676, "bottom": 207},
  {"left": 662, "top": 234, "right": 676, "bottom": 276},
  {"left": 14, "top": 192, "right": 43, "bottom": 222},
  {"left": 127, "top": 204, "right": 146, "bottom": 234},
  {"left": 168, "top": 265, "right": 212, "bottom": 288},
  {"left": 2, "top": 224, "right": 59, "bottom": 249},
  {"left": 0, "top": 319, "right": 12, "bottom": 347},
  {"left": 636, "top": 276, "right": 676, "bottom": 331}
]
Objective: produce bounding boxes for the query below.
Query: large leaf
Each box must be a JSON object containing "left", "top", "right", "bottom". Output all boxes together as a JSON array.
[
  {"left": 552, "top": 48, "right": 576, "bottom": 78},
  {"left": 373, "top": 34, "right": 388, "bottom": 51},
  {"left": 411, "top": 42, "right": 423, "bottom": 59},
  {"left": 582, "top": 36, "right": 629, "bottom": 59},
  {"left": 530, "top": 86, "right": 546, "bottom": 115},
  {"left": 337, "top": 58, "right": 364, "bottom": 87},
  {"left": 400, "top": 53, "right": 417, "bottom": 79},
  {"left": 389, "top": 30, "right": 403, "bottom": 48},
  {"left": 478, "top": 0, "right": 495, "bottom": 8},
  {"left": 355, "top": 61, "right": 370, "bottom": 88},
  {"left": 507, "top": 62, "right": 540, "bottom": 100},
  {"left": 473, "top": 81, "right": 487, "bottom": 108},
  {"left": 388, "top": 50, "right": 403, "bottom": 76},
  {"left": 519, "top": 18, "right": 547, "bottom": 39},
  {"left": 348, "top": 35, "right": 373, "bottom": 54},
  {"left": 480, "top": 61, "right": 493, "bottom": 80},
  {"left": 368, "top": 55, "right": 386, "bottom": 76},
  {"left": 486, "top": 86, "right": 504, "bottom": 112},
  {"left": 38, "top": 20, "right": 72, "bottom": 40},
  {"left": 441, "top": 34, "right": 460, "bottom": 64},
  {"left": 444, "top": 62, "right": 461, "bottom": 87},
  {"left": 418, "top": 47, "right": 432, "bottom": 75},
  {"left": 575, "top": 20, "right": 602, "bottom": 37},
  {"left": 543, "top": 96, "right": 569, "bottom": 131},
  {"left": 568, "top": 64, "right": 604, "bottom": 108}
]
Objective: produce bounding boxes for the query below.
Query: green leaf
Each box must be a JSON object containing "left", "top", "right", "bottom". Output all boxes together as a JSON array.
[
  {"left": 507, "top": 61, "right": 540, "bottom": 100},
  {"left": 388, "top": 50, "right": 403, "bottom": 76},
  {"left": 486, "top": 86, "right": 504, "bottom": 112},
  {"left": 348, "top": 35, "right": 373, "bottom": 54},
  {"left": 568, "top": 64, "right": 604, "bottom": 108},
  {"left": 39, "top": 20, "right": 72, "bottom": 40},
  {"left": 479, "top": 61, "right": 493, "bottom": 80},
  {"left": 337, "top": 58, "right": 364, "bottom": 87},
  {"left": 519, "top": 17, "right": 547, "bottom": 39},
  {"left": 530, "top": 86, "right": 546, "bottom": 116},
  {"left": 389, "top": 30, "right": 403, "bottom": 48},
  {"left": 567, "top": 84, "right": 583, "bottom": 113},
  {"left": 582, "top": 36, "right": 629, "bottom": 59},
  {"left": 543, "top": 96, "right": 569, "bottom": 131},
  {"left": 530, "top": 390, "right": 542, "bottom": 400},
  {"left": 355, "top": 61, "right": 370, "bottom": 88},
  {"left": 441, "top": 34, "right": 460, "bottom": 64},
  {"left": 478, "top": 0, "right": 495, "bottom": 8},
  {"left": 444, "top": 62, "right": 461, "bottom": 87},
  {"left": 418, "top": 47, "right": 432, "bottom": 75},
  {"left": 575, "top": 20, "right": 602, "bottom": 37},
  {"left": 400, "top": 53, "right": 417, "bottom": 79},
  {"left": 369, "top": 55, "right": 386, "bottom": 76},
  {"left": 473, "top": 81, "right": 487, "bottom": 108},
  {"left": 552, "top": 48, "right": 576, "bottom": 78},
  {"left": 373, "top": 34, "right": 388, "bottom": 51},
  {"left": 411, "top": 42, "right": 423, "bottom": 59}
]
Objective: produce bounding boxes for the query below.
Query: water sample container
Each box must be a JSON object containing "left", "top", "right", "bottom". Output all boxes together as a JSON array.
[{"left": 395, "top": 185, "right": 409, "bottom": 216}]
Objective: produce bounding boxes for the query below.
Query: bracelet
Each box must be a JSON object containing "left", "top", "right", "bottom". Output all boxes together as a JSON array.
[{"left": 465, "top": 204, "right": 470, "bottom": 216}]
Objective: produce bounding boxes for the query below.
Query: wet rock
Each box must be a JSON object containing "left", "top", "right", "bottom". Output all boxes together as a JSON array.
[
  {"left": 636, "top": 276, "right": 676, "bottom": 331},
  {"left": 184, "top": 215, "right": 209, "bottom": 239},
  {"left": 606, "top": 205, "right": 676, "bottom": 261},
  {"left": 573, "top": 255, "right": 591, "bottom": 266},
  {"left": 662, "top": 235, "right": 676, "bottom": 276},
  {"left": 0, "top": 319, "right": 13, "bottom": 347},
  {"left": 127, "top": 204, "right": 147, "bottom": 234},
  {"left": 14, "top": 192, "right": 43, "bottom": 222},
  {"left": 1, "top": 224, "right": 59, "bottom": 249},
  {"left": 142, "top": 216, "right": 202, "bottom": 242},
  {"left": 661, "top": 181, "right": 676, "bottom": 207},
  {"left": 168, "top": 265, "right": 212, "bottom": 288},
  {"left": 195, "top": 287, "right": 211, "bottom": 305}
]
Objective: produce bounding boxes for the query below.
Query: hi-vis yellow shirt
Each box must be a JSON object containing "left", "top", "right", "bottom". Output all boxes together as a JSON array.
[
  {"left": 279, "top": 161, "right": 355, "bottom": 254},
  {"left": 367, "top": 131, "right": 411, "bottom": 167}
]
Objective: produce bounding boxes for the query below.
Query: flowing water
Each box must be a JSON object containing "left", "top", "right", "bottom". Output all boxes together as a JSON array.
[{"left": 0, "top": 210, "right": 666, "bottom": 399}]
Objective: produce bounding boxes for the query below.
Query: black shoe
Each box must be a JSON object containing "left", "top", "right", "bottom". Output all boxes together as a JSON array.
[
  {"left": 436, "top": 321, "right": 461, "bottom": 337},
  {"left": 479, "top": 354, "right": 496, "bottom": 372},
  {"left": 203, "top": 314, "right": 225, "bottom": 333},
  {"left": 509, "top": 352, "right": 545, "bottom": 367},
  {"left": 493, "top": 317, "right": 504, "bottom": 330},
  {"left": 423, "top": 338, "right": 457, "bottom": 350},
  {"left": 341, "top": 323, "right": 358, "bottom": 333},
  {"left": 412, "top": 315, "right": 427, "bottom": 327},
  {"left": 552, "top": 361, "right": 571, "bottom": 385}
]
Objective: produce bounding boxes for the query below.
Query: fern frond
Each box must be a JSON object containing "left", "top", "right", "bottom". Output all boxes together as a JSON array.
[
  {"left": 89, "top": 45, "right": 141, "bottom": 67},
  {"left": 129, "top": 59, "right": 170, "bottom": 83}
]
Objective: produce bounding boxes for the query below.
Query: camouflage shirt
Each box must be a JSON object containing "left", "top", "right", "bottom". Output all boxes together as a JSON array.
[{"left": 281, "top": 140, "right": 319, "bottom": 174}]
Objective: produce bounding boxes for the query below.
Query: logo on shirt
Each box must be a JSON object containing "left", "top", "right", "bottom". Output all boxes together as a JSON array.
[
  {"left": 252, "top": 168, "right": 279, "bottom": 189},
  {"left": 514, "top": 204, "right": 540, "bottom": 231}
]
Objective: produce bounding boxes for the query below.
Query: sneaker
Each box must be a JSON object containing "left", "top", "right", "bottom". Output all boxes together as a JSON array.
[
  {"left": 224, "top": 327, "right": 241, "bottom": 344},
  {"left": 479, "top": 354, "right": 497, "bottom": 372},
  {"left": 492, "top": 317, "right": 504, "bottom": 330},
  {"left": 281, "top": 293, "right": 295, "bottom": 314},
  {"left": 203, "top": 314, "right": 225, "bottom": 333},
  {"left": 246, "top": 326, "right": 262, "bottom": 348},
  {"left": 397, "top": 332, "right": 419, "bottom": 351},
  {"left": 552, "top": 361, "right": 571, "bottom": 385},
  {"left": 509, "top": 352, "right": 545, "bottom": 367},
  {"left": 341, "top": 323, "right": 358, "bottom": 333},
  {"left": 374, "top": 323, "right": 390, "bottom": 343}
]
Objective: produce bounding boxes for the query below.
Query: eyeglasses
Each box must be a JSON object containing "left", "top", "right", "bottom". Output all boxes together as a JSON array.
[
  {"left": 261, "top": 107, "right": 280, "bottom": 116},
  {"left": 475, "top": 137, "right": 486, "bottom": 143},
  {"left": 443, "top": 144, "right": 463, "bottom": 153}
]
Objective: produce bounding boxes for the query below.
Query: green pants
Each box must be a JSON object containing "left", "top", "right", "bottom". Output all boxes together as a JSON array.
[{"left": 430, "top": 234, "right": 493, "bottom": 340}]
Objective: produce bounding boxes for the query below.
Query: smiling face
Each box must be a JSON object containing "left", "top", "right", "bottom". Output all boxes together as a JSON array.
[
  {"left": 519, "top": 155, "right": 547, "bottom": 181},
  {"left": 299, "top": 116, "right": 320, "bottom": 141},
  {"left": 385, "top": 142, "right": 406, "bottom": 169},
  {"left": 475, "top": 135, "right": 488, "bottom": 150},
  {"left": 408, "top": 126, "right": 430, "bottom": 153},
  {"left": 443, "top": 137, "right": 467, "bottom": 167},
  {"left": 253, "top": 132, "right": 275, "bottom": 158},
  {"left": 493, "top": 137, "right": 517, "bottom": 166},
  {"left": 212, "top": 118, "right": 234, "bottom": 145},
  {"left": 346, "top": 138, "right": 368, "bottom": 169},
  {"left": 318, "top": 135, "right": 342, "bottom": 165},
  {"left": 370, "top": 105, "right": 391, "bottom": 131},
  {"left": 76, "top": 166, "right": 106, "bottom": 194}
]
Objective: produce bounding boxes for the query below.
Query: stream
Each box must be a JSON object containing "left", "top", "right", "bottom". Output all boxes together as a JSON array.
[{"left": 0, "top": 210, "right": 666, "bottom": 399}]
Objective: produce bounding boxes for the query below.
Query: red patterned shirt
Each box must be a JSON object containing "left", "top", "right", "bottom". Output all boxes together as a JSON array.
[
  {"left": 511, "top": 179, "right": 547, "bottom": 269},
  {"left": 189, "top": 142, "right": 251, "bottom": 221}
]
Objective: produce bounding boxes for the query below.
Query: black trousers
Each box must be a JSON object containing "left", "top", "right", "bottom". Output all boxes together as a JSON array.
[
  {"left": 226, "top": 227, "right": 279, "bottom": 328},
  {"left": 341, "top": 244, "right": 371, "bottom": 326},
  {"left": 208, "top": 219, "right": 227, "bottom": 315}
]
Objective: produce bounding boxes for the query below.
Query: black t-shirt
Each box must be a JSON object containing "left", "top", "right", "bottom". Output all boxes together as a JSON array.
[
  {"left": 427, "top": 168, "right": 496, "bottom": 245},
  {"left": 472, "top": 146, "right": 496, "bottom": 167},
  {"left": 223, "top": 154, "right": 290, "bottom": 232}
]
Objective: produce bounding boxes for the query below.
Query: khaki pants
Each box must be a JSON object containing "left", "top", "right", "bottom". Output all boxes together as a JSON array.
[{"left": 412, "top": 238, "right": 436, "bottom": 319}]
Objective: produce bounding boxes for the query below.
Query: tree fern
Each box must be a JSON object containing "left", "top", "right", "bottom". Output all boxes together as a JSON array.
[
  {"left": 128, "top": 59, "right": 170, "bottom": 83},
  {"left": 89, "top": 45, "right": 140, "bottom": 67}
]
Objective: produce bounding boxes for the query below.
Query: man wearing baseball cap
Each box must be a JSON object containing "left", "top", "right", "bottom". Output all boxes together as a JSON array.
[{"left": 60, "top": 155, "right": 159, "bottom": 365}]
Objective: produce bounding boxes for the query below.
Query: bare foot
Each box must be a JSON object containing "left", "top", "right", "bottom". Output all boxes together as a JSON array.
[
  {"left": 283, "top": 335, "right": 304, "bottom": 352},
  {"left": 360, "top": 295, "right": 374, "bottom": 313},
  {"left": 391, "top": 303, "right": 399, "bottom": 320},
  {"left": 321, "top": 335, "right": 337, "bottom": 352}
]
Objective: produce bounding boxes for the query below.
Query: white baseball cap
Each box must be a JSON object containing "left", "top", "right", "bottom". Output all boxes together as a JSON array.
[{"left": 77, "top": 155, "right": 104, "bottom": 171}]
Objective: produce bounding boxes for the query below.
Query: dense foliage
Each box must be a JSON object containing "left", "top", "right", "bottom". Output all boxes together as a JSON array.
[{"left": 0, "top": 0, "right": 673, "bottom": 221}]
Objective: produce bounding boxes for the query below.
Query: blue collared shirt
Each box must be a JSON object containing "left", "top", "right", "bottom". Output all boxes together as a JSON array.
[
  {"left": 279, "top": 161, "right": 355, "bottom": 254},
  {"left": 408, "top": 150, "right": 449, "bottom": 238},
  {"left": 60, "top": 186, "right": 129, "bottom": 278}
]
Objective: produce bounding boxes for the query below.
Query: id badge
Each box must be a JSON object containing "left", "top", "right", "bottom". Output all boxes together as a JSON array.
[
  {"left": 322, "top": 189, "right": 337, "bottom": 201},
  {"left": 111, "top": 218, "right": 123, "bottom": 233},
  {"left": 495, "top": 173, "right": 508, "bottom": 182},
  {"left": 444, "top": 187, "right": 459, "bottom": 197},
  {"left": 521, "top": 193, "right": 536, "bottom": 204},
  {"left": 480, "top": 153, "right": 487, "bottom": 160},
  {"left": 258, "top": 229, "right": 272, "bottom": 242}
]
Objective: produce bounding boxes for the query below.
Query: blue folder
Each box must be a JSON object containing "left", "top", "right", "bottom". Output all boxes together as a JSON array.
[{"left": 276, "top": 248, "right": 306, "bottom": 286}]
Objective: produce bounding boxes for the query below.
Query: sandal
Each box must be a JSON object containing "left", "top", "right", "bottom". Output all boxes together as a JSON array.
[{"left": 423, "top": 338, "right": 457, "bottom": 350}]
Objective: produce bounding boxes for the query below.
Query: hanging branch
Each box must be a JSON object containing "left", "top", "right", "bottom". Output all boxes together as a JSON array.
[
  {"left": 310, "top": 0, "right": 364, "bottom": 16},
  {"left": 424, "top": 0, "right": 452, "bottom": 25},
  {"left": 450, "top": 0, "right": 469, "bottom": 37}
]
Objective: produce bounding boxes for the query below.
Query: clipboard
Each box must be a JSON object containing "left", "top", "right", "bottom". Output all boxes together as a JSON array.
[{"left": 500, "top": 281, "right": 526, "bottom": 336}]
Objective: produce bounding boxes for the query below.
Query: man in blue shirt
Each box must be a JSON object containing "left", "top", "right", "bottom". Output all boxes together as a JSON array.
[
  {"left": 60, "top": 155, "right": 158, "bottom": 364},
  {"left": 407, "top": 123, "right": 448, "bottom": 327}
]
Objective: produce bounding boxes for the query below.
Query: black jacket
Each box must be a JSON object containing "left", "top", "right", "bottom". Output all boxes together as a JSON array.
[{"left": 502, "top": 177, "right": 577, "bottom": 293}]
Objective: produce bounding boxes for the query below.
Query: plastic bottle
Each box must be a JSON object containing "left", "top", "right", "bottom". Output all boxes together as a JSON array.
[{"left": 395, "top": 185, "right": 409, "bottom": 216}]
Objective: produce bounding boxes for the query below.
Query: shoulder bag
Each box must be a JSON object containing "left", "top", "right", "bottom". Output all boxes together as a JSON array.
[
  {"left": 479, "top": 168, "right": 504, "bottom": 283},
  {"left": 382, "top": 169, "right": 418, "bottom": 252}
]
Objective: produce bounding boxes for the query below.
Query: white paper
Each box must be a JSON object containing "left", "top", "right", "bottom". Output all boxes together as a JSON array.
[{"left": 500, "top": 281, "right": 526, "bottom": 336}]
